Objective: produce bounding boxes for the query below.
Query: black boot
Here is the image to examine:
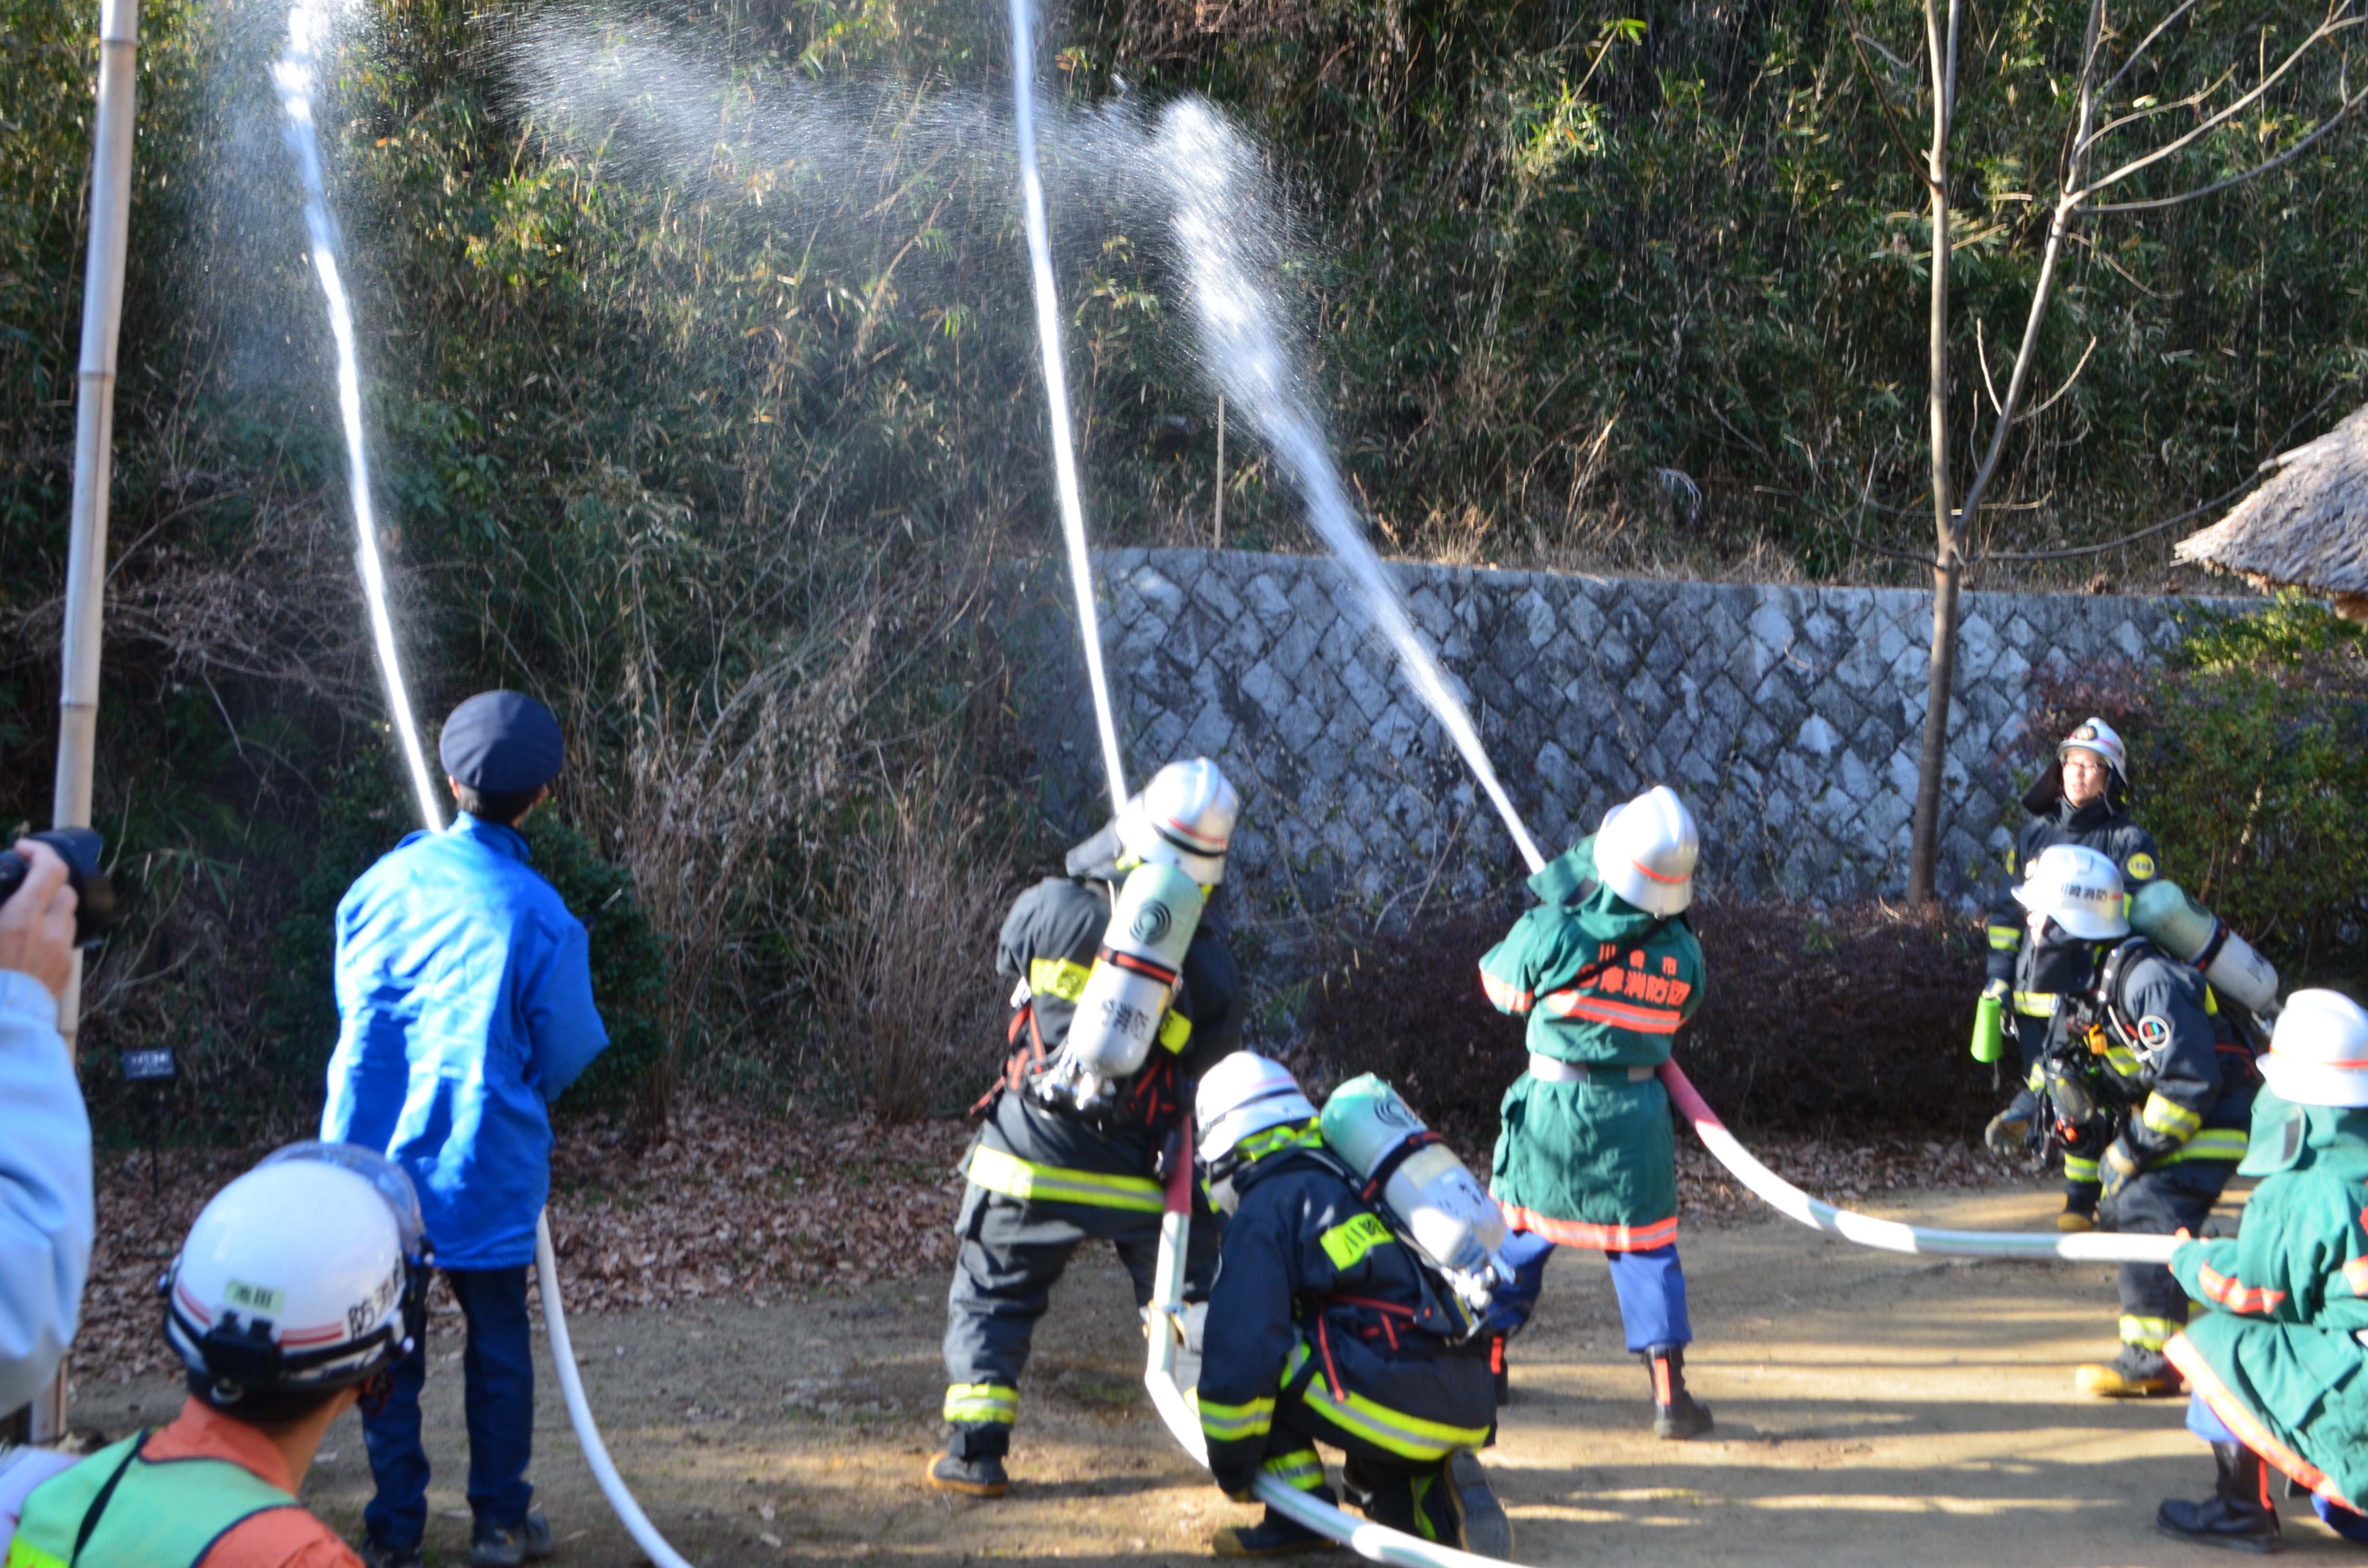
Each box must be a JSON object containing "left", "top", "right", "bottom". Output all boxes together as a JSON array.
[
  {"left": 1212, "top": 1487, "right": 1340, "bottom": 1557},
  {"left": 926, "top": 1449, "right": 1009, "bottom": 1497},
  {"left": 2157, "top": 1442, "right": 2285, "bottom": 1554},
  {"left": 1646, "top": 1343, "right": 1713, "bottom": 1440}
]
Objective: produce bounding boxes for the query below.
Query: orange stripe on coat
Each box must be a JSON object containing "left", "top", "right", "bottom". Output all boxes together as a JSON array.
[
  {"left": 2166, "top": 1333, "right": 2364, "bottom": 1517},
  {"left": 1539, "top": 992, "right": 1683, "bottom": 1033},
  {"left": 1500, "top": 1203, "right": 1678, "bottom": 1252},
  {"left": 2198, "top": 1262, "right": 2288, "bottom": 1316}
]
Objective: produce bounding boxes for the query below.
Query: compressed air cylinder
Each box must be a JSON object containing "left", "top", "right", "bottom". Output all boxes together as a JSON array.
[
  {"left": 1062, "top": 863, "right": 1206, "bottom": 1081},
  {"left": 2130, "top": 880, "right": 2280, "bottom": 1018},
  {"left": 1320, "top": 1075, "right": 1507, "bottom": 1287},
  {"left": 1971, "top": 991, "right": 2005, "bottom": 1065}
]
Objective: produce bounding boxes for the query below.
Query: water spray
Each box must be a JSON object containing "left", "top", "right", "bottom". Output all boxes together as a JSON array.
[
  {"left": 275, "top": 9, "right": 698, "bottom": 1564},
  {"left": 1008, "top": 0, "right": 1128, "bottom": 816},
  {"left": 273, "top": 0, "right": 442, "bottom": 833}
]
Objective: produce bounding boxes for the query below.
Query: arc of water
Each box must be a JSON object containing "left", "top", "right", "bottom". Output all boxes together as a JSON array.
[
  {"left": 1008, "top": 0, "right": 1127, "bottom": 817},
  {"left": 273, "top": 1, "right": 441, "bottom": 833}
]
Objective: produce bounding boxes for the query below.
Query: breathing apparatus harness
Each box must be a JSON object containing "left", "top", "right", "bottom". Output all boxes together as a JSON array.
[{"left": 1213, "top": 1132, "right": 1491, "bottom": 1350}]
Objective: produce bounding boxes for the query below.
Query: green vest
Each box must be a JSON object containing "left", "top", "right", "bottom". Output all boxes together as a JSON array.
[{"left": 5, "top": 1431, "right": 297, "bottom": 1568}]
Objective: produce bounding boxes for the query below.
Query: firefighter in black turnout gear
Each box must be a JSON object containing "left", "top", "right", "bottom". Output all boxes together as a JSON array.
[
  {"left": 928, "top": 760, "right": 1245, "bottom": 1498},
  {"left": 1984, "top": 717, "right": 2162, "bottom": 1231},
  {"left": 2014, "top": 845, "right": 2257, "bottom": 1399},
  {"left": 1190, "top": 1054, "right": 1509, "bottom": 1559}
]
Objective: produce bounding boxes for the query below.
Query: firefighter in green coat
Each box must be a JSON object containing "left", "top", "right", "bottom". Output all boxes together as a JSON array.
[
  {"left": 2157, "top": 988, "right": 2368, "bottom": 1554},
  {"left": 1478, "top": 785, "right": 1712, "bottom": 1439}
]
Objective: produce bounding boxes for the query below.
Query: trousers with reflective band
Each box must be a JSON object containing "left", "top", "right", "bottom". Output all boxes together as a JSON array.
[
  {"left": 2162, "top": 1129, "right": 2248, "bottom": 1165},
  {"left": 7, "top": 1433, "right": 296, "bottom": 1568},
  {"left": 965, "top": 1143, "right": 1165, "bottom": 1213},
  {"left": 1196, "top": 1391, "right": 1277, "bottom": 1444},
  {"left": 2122, "top": 1312, "right": 2189, "bottom": 1350},
  {"left": 942, "top": 1383, "right": 1019, "bottom": 1425},
  {"left": 1263, "top": 1448, "right": 1326, "bottom": 1491},
  {"left": 1296, "top": 1379, "right": 1494, "bottom": 1463}
]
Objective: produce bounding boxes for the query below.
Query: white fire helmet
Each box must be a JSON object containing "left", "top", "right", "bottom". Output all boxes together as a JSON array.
[
  {"left": 163, "top": 1142, "right": 428, "bottom": 1413},
  {"left": 1591, "top": 785, "right": 1699, "bottom": 916},
  {"left": 1196, "top": 1052, "right": 1317, "bottom": 1167},
  {"left": 2057, "top": 716, "right": 2130, "bottom": 783},
  {"left": 1118, "top": 758, "right": 1240, "bottom": 886},
  {"left": 2257, "top": 990, "right": 2368, "bottom": 1108},
  {"left": 2013, "top": 843, "right": 2130, "bottom": 940}
]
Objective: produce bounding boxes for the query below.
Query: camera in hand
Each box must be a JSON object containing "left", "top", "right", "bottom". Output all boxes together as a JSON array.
[{"left": 0, "top": 827, "right": 119, "bottom": 948}]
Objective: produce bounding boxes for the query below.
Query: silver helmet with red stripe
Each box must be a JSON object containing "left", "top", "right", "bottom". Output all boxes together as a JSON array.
[
  {"left": 162, "top": 1142, "right": 429, "bottom": 1415},
  {"left": 1117, "top": 758, "right": 1240, "bottom": 886},
  {"left": 1592, "top": 785, "right": 1699, "bottom": 916}
]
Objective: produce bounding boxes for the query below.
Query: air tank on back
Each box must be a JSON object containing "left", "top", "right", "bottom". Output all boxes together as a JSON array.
[
  {"left": 1319, "top": 1074, "right": 1507, "bottom": 1311},
  {"left": 2129, "top": 880, "right": 2280, "bottom": 1019},
  {"left": 1041, "top": 861, "right": 1206, "bottom": 1110}
]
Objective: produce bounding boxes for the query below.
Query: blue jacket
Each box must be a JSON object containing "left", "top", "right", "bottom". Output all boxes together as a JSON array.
[
  {"left": 0, "top": 971, "right": 91, "bottom": 1414},
  {"left": 320, "top": 814, "right": 608, "bottom": 1268}
]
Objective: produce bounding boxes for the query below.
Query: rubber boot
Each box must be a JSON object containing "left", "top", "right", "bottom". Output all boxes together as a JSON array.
[
  {"left": 926, "top": 1450, "right": 1010, "bottom": 1497},
  {"left": 2076, "top": 1344, "right": 2183, "bottom": 1398},
  {"left": 2058, "top": 1193, "right": 2098, "bottom": 1234},
  {"left": 467, "top": 1512, "right": 552, "bottom": 1568},
  {"left": 2157, "top": 1442, "right": 2285, "bottom": 1554},
  {"left": 1444, "top": 1452, "right": 1515, "bottom": 1557},
  {"left": 1646, "top": 1343, "right": 1713, "bottom": 1439},
  {"left": 1213, "top": 1487, "right": 1340, "bottom": 1557}
]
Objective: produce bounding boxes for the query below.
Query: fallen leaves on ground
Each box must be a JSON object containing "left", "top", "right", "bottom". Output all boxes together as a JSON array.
[{"left": 79, "top": 1103, "right": 2005, "bottom": 1382}]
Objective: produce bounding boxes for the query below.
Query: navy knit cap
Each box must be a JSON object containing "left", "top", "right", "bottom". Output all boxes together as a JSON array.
[{"left": 438, "top": 691, "right": 564, "bottom": 794}]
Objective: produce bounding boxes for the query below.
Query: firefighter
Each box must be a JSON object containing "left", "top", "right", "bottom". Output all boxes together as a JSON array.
[
  {"left": 2014, "top": 844, "right": 2255, "bottom": 1397},
  {"left": 1190, "top": 1054, "right": 1509, "bottom": 1559},
  {"left": 927, "top": 760, "right": 1245, "bottom": 1498},
  {"left": 1478, "top": 785, "right": 1713, "bottom": 1439},
  {"left": 1982, "top": 717, "right": 2162, "bottom": 1231},
  {"left": 2157, "top": 990, "right": 2368, "bottom": 1553},
  {"left": 3, "top": 1143, "right": 427, "bottom": 1568}
]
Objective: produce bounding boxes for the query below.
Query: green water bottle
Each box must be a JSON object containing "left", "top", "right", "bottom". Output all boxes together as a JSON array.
[{"left": 1970, "top": 989, "right": 2005, "bottom": 1065}]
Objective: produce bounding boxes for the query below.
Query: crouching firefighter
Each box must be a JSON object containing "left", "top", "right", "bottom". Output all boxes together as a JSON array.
[
  {"left": 4, "top": 1143, "right": 428, "bottom": 1568},
  {"left": 2015, "top": 845, "right": 2257, "bottom": 1398},
  {"left": 929, "top": 760, "right": 1246, "bottom": 1498},
  {"left": 1981, "top": 716, "right": 2162, "bottom": 1233},
  {"left": 1478, "top": 785, "right": 1713, "bottom": 1439},
  {"left": 1190, "top": 1054, "right": 1510, "bottom": 1559},
  {"left": 2156, "top": 991, "right": 2368, "bottom": 1555}
]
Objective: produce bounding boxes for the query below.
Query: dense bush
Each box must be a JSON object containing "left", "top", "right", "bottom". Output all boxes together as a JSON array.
[
  {"left": 1292, "top": 895, "right": 1991, "bottom": 1147},
  {"left": 2026, "top": 594, "right": 2368, "bottom": 986}
]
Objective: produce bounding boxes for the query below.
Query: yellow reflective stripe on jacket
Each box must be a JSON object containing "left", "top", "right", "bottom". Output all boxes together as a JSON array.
[
  {"left": 943, "top": 1383, "right": 1018, "bottom": 1423},
  {"left": 1300, "top": 1381, "right": 1494, "bottom": 1462},
  {"left": 2013, "top": 991, "right": 2057, "bottom": 1017},
  {"left": 1263, "top": 1448, "right": 1326, "bottom": 1490},
  {"left": 1027, "top": 958, "right": 1189, "bottom": 1051},
  {"left": 2062, "top": 1154, "right": 2101, "bottom": 1182},
  {"left": 1237, "top": 1122, "right": 1325, "bottom": 1163},
  {"left": 1029, "top": 957, "right": 1092, "bottom": 1003},
  {"left": 1987, "top": 924, "right": 2022, "bottom": 952},
  {"left": 1196, "top": 1393, "right": 1277, "bottom": 1442},
  {"left": 2103, "top": 1043, "right": 2143, "bottom": 1078},
  {"left": 2121, "top": 1313, "right": 2187, "bottom": 1350},
  {"left": 2164, "top": 1129, "right": 2247, "bottom": 1165},
  {"left": 2141, "top": 1093, "right": 2204, "bottom": 1141},
  {"left": 966, "top": 1144, "right": 1165, "bottom": 1213},
  {"left": 1319, "top": 1213, "right": 1397, "bottom": 1271}
]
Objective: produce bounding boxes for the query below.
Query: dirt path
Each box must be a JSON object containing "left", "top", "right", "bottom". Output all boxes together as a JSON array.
[{"left": 71, "top": 1180, "right": 2358, "bottom": 1566}]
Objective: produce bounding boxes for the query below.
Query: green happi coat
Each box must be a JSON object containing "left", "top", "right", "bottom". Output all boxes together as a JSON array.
[
  {"left": 1479, "top": 835, "right": 1705, "bottom": 1251},
  {"left": 2166, "top": 1091, "right": 2368, "bottom": 1514}
]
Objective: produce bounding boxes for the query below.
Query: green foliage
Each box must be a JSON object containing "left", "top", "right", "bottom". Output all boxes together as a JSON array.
[
  {"left": 518, "top": 810, "right": 672, "bottom": 1114},
  {"left": 2033, "top": 596, "right": 2368, "bottom": 984}
]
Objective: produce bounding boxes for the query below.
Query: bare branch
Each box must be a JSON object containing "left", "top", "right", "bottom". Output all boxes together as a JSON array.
[
  {"left": 2078, "top": 66, "right": 2237, "bottom": 154},
  {"left": 1972, "top": 472, "right": 2258, "bottom": 561},
  {"left": 1837, "top": 0, "right": 1933, "bottom": 182},
  {"left": 2067, "top": 227, "right": 2180, "bottom": 299},
  {"left": 2089, "top": 85, "right": 2368, "bottom": 211},
  {"left": 2101, "top": 0, "right": 2203, "bottom": 96},
  {"left": 1976, "top": 316, "right": 2004, "bottom": 415},
  {"left": 2017, "top": 334, "right": 2098, "bottom": 422},
  {"left": 1856, "top": 29, "right": 1918, "bottom": 74},
  {"left": 2079, "top": 13, "right": 2367, "bottom": 197}
]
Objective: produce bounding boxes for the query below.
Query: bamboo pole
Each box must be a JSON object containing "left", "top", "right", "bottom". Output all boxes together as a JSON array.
[{"left": 34, "top": 0, "right": 142, "bottom": 1445}]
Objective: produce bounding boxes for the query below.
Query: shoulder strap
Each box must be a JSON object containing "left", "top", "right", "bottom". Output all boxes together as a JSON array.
[{"left": 68, "top": 1439, "right": 144, "bottom": 1567}]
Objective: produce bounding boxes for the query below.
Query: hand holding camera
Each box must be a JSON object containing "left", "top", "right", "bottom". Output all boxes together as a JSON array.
[{"left": 0, "top": 828, "right": 119, "bottom": 1004}]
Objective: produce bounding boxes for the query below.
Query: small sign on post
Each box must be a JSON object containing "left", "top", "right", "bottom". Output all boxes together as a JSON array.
[{"left": 119, "top": 1046, "right": 176, "bottom": 1201}]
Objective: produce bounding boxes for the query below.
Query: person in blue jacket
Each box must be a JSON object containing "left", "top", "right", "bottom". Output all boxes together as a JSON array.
[{"left": 321, "top": 690, "right": 608, "bottom": 1568}]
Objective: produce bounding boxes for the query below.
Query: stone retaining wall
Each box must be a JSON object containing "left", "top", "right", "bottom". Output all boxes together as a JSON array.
[{"left": 1015, "top": 549, "right": 2253, "bottom": 922}]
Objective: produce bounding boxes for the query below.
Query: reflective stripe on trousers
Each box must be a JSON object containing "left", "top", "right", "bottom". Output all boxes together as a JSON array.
[{"left": 965, "top": 1143, "right": 1165, "bottom": 1213}]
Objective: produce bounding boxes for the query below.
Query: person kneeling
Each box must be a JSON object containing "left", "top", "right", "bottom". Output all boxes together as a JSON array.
[
  {"left": 2157, "top": 990, "right": 2368, "bottom": 1555},
  {"left": 1191, "top": 1054, "right": 1509, "bottom": 1559},
  {"left": 5, "top": 1143, "right": 428, "bottom": 1568}
]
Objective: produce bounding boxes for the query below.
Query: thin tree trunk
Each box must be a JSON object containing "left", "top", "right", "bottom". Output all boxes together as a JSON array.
[{"left": 1908, "top": 0, "right": 1961, "bottom": 906}]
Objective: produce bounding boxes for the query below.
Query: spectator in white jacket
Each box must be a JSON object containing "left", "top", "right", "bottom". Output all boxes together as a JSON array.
[{"left": 0, "top": 839, "right": 90, "bottom": 1418}]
